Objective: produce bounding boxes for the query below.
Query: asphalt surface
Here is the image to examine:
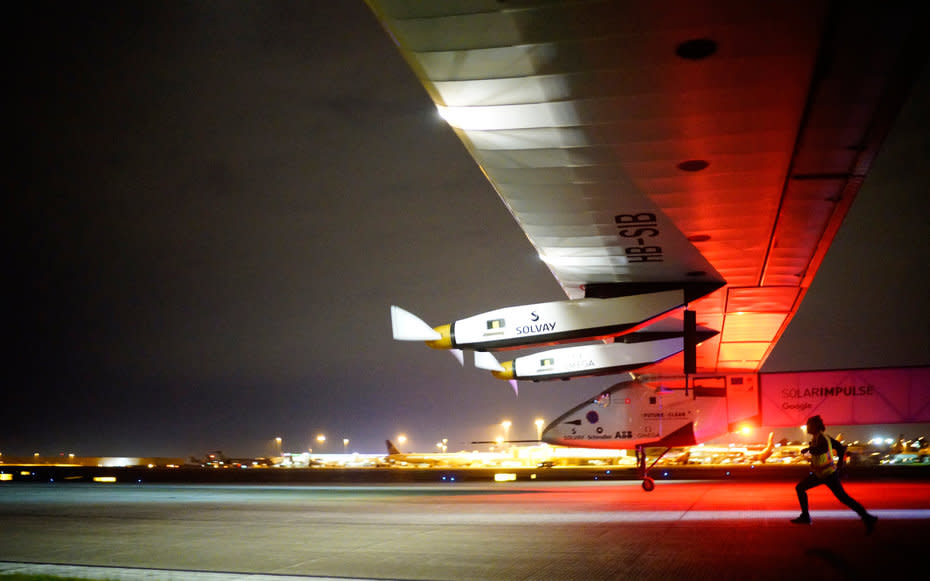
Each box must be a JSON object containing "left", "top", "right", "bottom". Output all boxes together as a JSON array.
[{"left": 1, "top": 479, "right": 928, "bottom": 580}]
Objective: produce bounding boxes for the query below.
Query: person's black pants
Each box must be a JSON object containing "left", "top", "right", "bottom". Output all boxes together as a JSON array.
[{"left": 795, "top": 471, "right": 868, "bottom": 519}]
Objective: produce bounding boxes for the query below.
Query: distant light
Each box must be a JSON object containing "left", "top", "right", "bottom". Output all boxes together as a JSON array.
[
  {"left": 494, "top": 473, "right": 517, "bottom": 482},
  {"left": 93, "top": 476, "right": 116, "bottom": 483}
]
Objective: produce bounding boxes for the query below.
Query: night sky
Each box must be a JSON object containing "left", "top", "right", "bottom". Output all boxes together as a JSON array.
[{"left": 8, "top": 3, "right": 929, "bottom": 458}]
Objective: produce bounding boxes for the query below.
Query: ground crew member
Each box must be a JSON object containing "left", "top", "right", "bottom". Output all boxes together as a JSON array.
[{"left": 791, "top": 415, "right": 878, "bottom": 534}]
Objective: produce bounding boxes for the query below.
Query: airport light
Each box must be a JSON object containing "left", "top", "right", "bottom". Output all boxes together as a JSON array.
[
  {"left": 398, "top": 434, "right": 407, "bottom": 446},
  {"left": 274, "top": 437, "right": 282, "bottom": 456},
  {"left": 502, "top": 420, "right": 511, "bottom": 446},
  {"left": 316, "top": 434, "right": 326, "bottom": 450},
  {"left": 343, "top": 438, "right": 349, "bottom": 453},
  {"left": 535, "top": 418, "right": 544, "bottom": 440}
]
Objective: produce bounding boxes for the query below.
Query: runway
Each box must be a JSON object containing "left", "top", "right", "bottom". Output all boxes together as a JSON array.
[{"left": 2, "top": 479, "right": 928, "bottom": 580}]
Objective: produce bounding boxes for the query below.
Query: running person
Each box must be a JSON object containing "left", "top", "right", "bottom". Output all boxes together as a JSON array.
[{"left": 791, "top": 415, "right": 878, "bottom": 534}]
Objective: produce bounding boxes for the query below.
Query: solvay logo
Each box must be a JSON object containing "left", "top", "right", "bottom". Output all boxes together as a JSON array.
[{"left": 516, "top": 310, "right": 555, "bottom": 336}]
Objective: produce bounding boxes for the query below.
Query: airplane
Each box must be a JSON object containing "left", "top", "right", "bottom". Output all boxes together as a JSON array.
[
  {"left": 746, "top": 432, "right": 776, "bottom": 464},
  {"left": 382, "top": 440, "right": 491, "bottom": 468},
  {"left": 368, "top": 1, "right": 930, "bottom": 489}
]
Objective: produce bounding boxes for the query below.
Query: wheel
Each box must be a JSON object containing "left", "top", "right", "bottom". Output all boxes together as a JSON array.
[{"left": 641, "top": 477, "right": 655, "bottom": 492}]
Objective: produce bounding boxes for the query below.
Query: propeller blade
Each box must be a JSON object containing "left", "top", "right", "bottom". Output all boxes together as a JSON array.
[
  {"left": 390, "top": 305, "right": 441, "bottom": 341},
  {"left": 474, "top": 351, "right": 505, "bottom": 372},
  {"left": 450, "top": 349, "right": 464, "bottom": 366},
  {"left": 510, "top": 380, "right": 519, "bottom": 397}
]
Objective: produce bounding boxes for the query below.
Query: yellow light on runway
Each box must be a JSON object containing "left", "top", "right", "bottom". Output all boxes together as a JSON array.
[
  {"left": 0, "top": 474, "right": 11, "bottom": 481},
  {"left": 93, "top": 476, "right": 116, "bottom": 483},
  {"left": 494, "top": 473, "right": 517, "bottom": 482}
]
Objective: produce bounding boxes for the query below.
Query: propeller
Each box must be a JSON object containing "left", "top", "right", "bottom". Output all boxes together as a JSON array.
[
  {"left": 391, "top": 306, "right": 462, "bottom": 367},
  {"left": 474, "top": 351, "right": 505, "bottom": 372},
  {"left": 474, "top": 352, "right": 519, "bottom": 396},
  {"left": 390, "top": 305, "right": 441, "bottom": 341}
]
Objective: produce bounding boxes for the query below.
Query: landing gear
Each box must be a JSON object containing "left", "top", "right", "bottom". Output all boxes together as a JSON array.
[{"left": 636, "top": 445, "right": 671, "bottom": 492}]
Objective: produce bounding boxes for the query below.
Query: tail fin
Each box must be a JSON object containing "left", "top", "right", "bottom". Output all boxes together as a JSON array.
[
  {"left": 386, "top": 440, "right": 401, "bottom": 455},
  {"left": 752, "top": 432, "right": 775, "bottom": 463}
]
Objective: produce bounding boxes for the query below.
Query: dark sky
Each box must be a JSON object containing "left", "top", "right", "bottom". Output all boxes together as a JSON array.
[{"left": 8, "top": 3, "right": 929, "bottom": 458}]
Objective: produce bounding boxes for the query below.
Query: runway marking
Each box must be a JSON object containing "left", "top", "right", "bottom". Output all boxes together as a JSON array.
[
  {"left": 212, "top": 508, "right": 928, "bottom": 525},
  {"left": 0, "top": 561, "right": 387, "bottom": 581}
]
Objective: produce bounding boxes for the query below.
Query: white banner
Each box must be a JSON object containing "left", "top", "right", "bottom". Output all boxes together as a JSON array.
[{"left": 760, "top": 366, "right": 930, "bottom": 426}]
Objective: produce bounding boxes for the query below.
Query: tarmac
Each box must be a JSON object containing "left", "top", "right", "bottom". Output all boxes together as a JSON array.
[{"left": 1, "top": 477, "right": 928, "bottom": 580}]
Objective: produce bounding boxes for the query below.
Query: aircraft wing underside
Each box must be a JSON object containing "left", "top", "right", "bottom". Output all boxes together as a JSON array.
[{"left": 367, "top": 1, "right": 924, "bottom": 373}]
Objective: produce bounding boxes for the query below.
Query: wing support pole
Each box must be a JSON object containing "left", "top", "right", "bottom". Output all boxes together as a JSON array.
[
  {"left": 683, "top": 308, "right": 696, "bottom": 397},
  {"left": 683, "top": 308, "right": 696, "bottom": 375}
]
